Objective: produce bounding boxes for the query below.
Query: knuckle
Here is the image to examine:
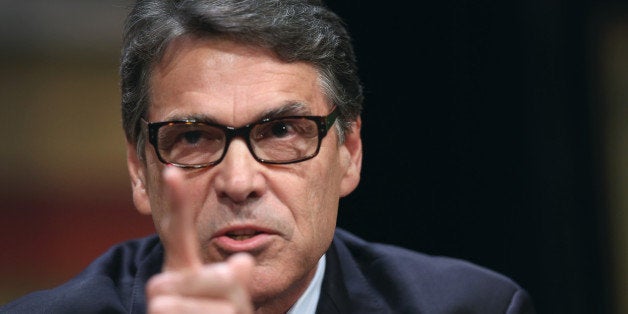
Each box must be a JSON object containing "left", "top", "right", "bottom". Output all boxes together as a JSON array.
[
  {"left": 145, "top": 273, "right": 176, "bottom": 297},
  {"left": 147, "top": 296, "right": 179, "bottom": 314},
  {"left": 206, "top": 263, "right": 238, "bottom": 286}
]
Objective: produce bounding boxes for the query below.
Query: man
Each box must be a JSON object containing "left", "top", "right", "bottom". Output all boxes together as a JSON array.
[{"left": 2, "top": 0, "right": 535, "bottom": 313}]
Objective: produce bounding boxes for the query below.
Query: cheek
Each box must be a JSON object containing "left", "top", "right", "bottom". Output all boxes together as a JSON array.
[
  {"left": 147, "top": 168, "right": 212, "bottom": 218},
  {"left": 308, "top": 153, "right": 344, "bottom": 204},
  {"left": 296, "top": 157, "right": 343, "bottom": 233},
  {"left": 143, "top": 164, "right": 168, "bottom": 228}
]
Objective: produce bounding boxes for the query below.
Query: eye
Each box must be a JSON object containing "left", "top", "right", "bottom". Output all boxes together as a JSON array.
[
  {"left": 154, "top": 122, "right": 227, "bottom": 166},
  {"left": 252, "top": 118, "right": 318, "bottom": 143},
  {"left": 175, "top": 128, "right": 224, "bottom": 147},
  {"left": 253, "top": 120, "right": 297, "bottom": 140},
  {"left": 269, "top": 121, "right": 290, "bottom": 138},
  {"left": 158, "top": 123, "right": 224, "bottom": 151},
  {"left": 182, "top": 130, "right": 203, "bottom": 144}
]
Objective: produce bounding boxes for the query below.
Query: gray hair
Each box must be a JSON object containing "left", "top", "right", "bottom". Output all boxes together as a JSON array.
[{"left": 120, "top": 0, "right": 363, "bottom": 156}]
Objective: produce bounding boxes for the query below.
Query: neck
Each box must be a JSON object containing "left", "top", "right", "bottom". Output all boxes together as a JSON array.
[{"left": 252, "top": 264, "right": 319, "bottom": 314}]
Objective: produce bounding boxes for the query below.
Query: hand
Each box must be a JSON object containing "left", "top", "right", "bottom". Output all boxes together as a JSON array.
[{"left": 145, "top": 166, "right": 255, "bottom": 314}]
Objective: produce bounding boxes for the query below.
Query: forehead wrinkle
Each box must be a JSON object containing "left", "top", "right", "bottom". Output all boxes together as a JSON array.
[
  {"left": 225, "top": 66, "right": 315, "bottom": 123},
  {"left": 159, "top": 102, "right": 311, "bottom": 126},
  {"left": 235, "top": 101, "right": 311, "bottom": 126},
  {"left": 150, "top": 37, "right": 326, "bottom": 126}
]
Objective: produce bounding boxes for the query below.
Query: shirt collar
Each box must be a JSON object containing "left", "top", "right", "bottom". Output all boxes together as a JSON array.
[{"left": 287, "top": 254, "right": 326, "bottom": 314}]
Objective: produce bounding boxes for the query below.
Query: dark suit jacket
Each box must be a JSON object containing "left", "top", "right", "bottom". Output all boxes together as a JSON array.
[{"left": 1, "top": 228, "right": 535, "bottom": 313}]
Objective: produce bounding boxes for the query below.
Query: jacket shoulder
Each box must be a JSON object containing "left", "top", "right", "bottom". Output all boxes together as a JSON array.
[
  {"left": 0, "top": 235, "right": 162, "bottom": 313},
  {"left": 332, "top": 229, "right": 535, "bottom": 313}
]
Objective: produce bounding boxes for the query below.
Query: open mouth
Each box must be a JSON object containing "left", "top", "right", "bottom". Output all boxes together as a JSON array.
[
  {"left": 214, "top": 226, "right": 275, "bottom": 252},
  {"left": 226, "top": 230, "right": 263, "bottom": 241}
]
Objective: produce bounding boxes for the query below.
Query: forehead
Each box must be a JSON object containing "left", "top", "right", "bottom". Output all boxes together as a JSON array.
[{"left": 147, "top": 36, "right": 329, "bottom": 123}]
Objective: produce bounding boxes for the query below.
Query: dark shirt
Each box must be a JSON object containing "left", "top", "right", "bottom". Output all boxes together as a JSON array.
[{"left": 1, "top": 228, "right": 535, "bottom": 313}]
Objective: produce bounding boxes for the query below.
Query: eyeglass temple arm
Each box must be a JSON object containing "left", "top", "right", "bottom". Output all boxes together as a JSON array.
[{"left": 324, "top": 106, "right": 339, "bottom": 130}]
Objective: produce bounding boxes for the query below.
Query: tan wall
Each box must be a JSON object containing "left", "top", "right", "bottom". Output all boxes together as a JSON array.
[{"left": 0, "top": 1, "right": 154, "bottom": 304}]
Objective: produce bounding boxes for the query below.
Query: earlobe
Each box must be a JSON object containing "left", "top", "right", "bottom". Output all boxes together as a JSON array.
[
  {"left": 127, "top": 142, "right": 152, "bottom": 215},
  {"left": 339, "top": 117, "right": 363, "bottom": 197}
]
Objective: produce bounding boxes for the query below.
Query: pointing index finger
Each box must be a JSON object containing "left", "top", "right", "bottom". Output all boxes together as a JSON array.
[{"left": 161, "top": 166, "right": 203, "bottom": 271}]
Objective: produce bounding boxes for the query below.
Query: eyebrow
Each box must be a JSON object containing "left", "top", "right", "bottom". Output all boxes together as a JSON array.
[
  {"left": 162, "top": 102, "right": 312, "bottom": 126},
  {"left": 257, "top": 102, "right": 310, "bottom": 120}
]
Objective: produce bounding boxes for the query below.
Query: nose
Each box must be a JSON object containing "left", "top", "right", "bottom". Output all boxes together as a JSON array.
[{"left": 212, "top": 138, "right": 265, "bottom": 204}]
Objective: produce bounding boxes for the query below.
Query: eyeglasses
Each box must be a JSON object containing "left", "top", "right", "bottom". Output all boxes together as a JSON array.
[{"left": 144, "top": 106, "right": 339, "bottom": 168}]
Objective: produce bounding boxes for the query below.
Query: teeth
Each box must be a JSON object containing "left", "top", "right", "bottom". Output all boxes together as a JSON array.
[
  {"left": 229, "top": 234, "right": 254, "bottom": 240},
  {"left": 226, "top": 230, "right": 259, "bottom": 240}
]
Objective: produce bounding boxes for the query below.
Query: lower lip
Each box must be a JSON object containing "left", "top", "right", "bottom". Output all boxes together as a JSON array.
[{"left": 212, "top": 233, "right": 274, "bottom": 252}]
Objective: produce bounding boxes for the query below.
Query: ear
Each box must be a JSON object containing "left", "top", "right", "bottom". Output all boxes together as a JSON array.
[
  {"left": 339, "top": 116, "right": 363, "bottom": 197},
  {"left": 126, "top": 141, "right": 152, "bottom": 215}
]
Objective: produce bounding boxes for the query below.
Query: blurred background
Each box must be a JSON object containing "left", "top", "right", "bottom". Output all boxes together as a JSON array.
[{"left": 0, "top": 1, "right": 626, "bottom": 313}]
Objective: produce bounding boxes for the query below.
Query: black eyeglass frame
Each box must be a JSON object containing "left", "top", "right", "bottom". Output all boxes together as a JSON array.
[{"left": 143, "top": 106, "right": 339, "bottom": 168}]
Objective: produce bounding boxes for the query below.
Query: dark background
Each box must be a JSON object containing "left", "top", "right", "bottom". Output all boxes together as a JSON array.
[{"left": 327, "top": 1, "right": 617, "bottom": 314}]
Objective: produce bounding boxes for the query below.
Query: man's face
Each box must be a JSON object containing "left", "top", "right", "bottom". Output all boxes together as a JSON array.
[{"left": 126, "top": 36, "right": 362, "bottom": 304}]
